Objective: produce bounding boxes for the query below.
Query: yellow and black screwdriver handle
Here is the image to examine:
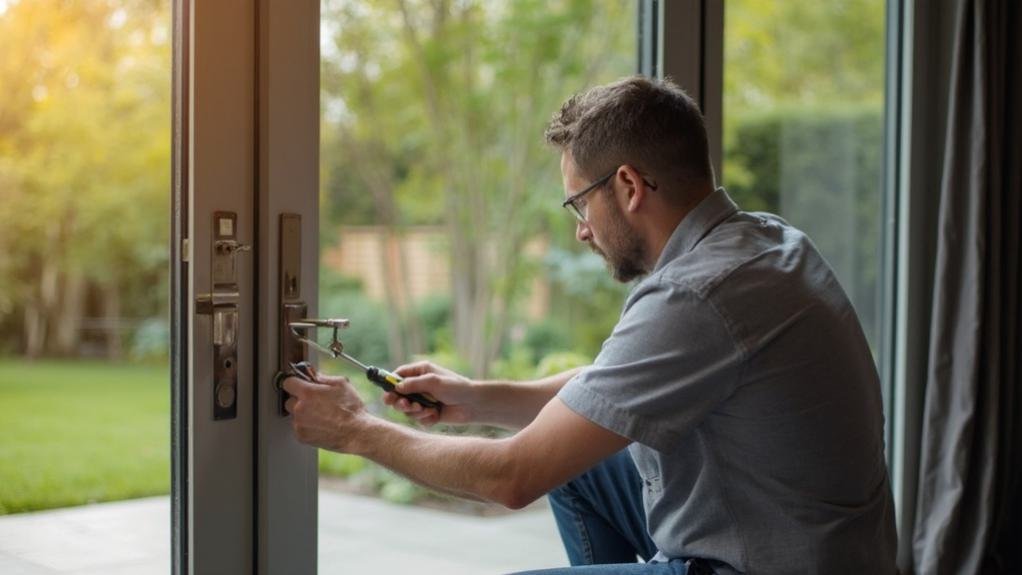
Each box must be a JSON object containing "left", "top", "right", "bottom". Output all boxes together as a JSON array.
[
  {"left": 364, "top": 366, "right": 442, "bottom": 411},
  {"left": 288, "top": 361, "right": 442, "bottom": 411}
]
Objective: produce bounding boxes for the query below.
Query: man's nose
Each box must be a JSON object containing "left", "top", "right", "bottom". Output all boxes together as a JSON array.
[{"left": 575, "top": 220, "right": 592, "bottom": 243}]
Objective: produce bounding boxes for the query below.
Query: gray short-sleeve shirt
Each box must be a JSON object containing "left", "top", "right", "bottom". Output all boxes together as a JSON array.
[{"left": 558, "top": 189, "right": 897, "bottom": 574}]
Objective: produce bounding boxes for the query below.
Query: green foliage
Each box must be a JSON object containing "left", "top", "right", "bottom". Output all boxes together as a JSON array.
[
  {"left": 414, "top": 294, "right": 454, "bottom": 353},
  {"left": 319, "top": 0, "right": 636, "bottom": 376},
  {"left": 377, "top": 471, "right": 421, "bottom": 505},
  {"left": 488, "top": 346, "right": 537, "bottom": 381},
  {"left": 724, "top": 0, "right": 886, "bottom": 112},
  {"left": 0, "top": 360, "right": 169, "bottom": 514},
  {"left": 535, "top": 351, "right": 591, "bottom": 378},
  {"left": 0, "top": 0, "right": 171, "bottom": 356},
  {"left": 319, "top": 450, "right": 367, "bottom": 478},
  {"left": 319, "top": 270, "right": 393, "bottom": 369},
  {"left": 522, "top": 320, "right": 571, "bottom": 364},
  {"left": 541, "top": 246, "right": 630, "bottom": 358},
  {"left": 319, "top": 448, "right": 423, "bottom": 506}
]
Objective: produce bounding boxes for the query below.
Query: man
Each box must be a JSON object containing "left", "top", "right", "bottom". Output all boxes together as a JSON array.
[{"left": 282, "top": 76, "right": 897, "bottom": 574}]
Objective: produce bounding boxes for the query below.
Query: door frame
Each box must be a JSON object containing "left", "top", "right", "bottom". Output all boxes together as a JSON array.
[
  {"left": 639, "top": 0, "right": 723, "bottom": 181},
  {"left": 172, "top": 0, "right": 320, "bottom": 573},
  {"left": 254, "top": 1, "right": 321, "bottom": 573}
]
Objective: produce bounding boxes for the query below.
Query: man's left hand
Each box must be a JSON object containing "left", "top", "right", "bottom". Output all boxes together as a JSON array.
[{"left": 282, "top": 371, "right": 369, "bottom": 453}]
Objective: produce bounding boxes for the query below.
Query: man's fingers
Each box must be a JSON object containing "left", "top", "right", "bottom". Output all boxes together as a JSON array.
[
  {"left": 395, "top": 373, "right": 440, "bottom": 395},
  {"left": 382, "top": 393, "right": 418, "bottom": 414},
  {"left": 283, "top": 373, "right": 348, "bottom": 396},
  {"left": 394, "top": 397, "right": 419, "bottom": 412},
  {"left": 314, "top": 373, "right": 350, "bottom": 387},
  {"left": 284, "top": 396, "right": 298, "bottom": 414},
  {"left": 282, "top": 376, "right": 315, "bottom": 396},
  {"left": 393, "top": 360, "right": 435, "bottom": 378},
  {"left": 386, "top": 393, "right": 439, "bottom": 423}
]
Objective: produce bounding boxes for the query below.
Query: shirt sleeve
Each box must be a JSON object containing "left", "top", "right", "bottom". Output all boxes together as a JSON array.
[{"left": 558, "top": 277, "right": 744, "bottom": 452}]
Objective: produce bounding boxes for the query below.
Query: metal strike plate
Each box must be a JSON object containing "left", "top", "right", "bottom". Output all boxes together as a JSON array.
[
  {"left": 280, "top": 214, "right": 301, "bottom": 301},
  {"left": 278, "top": 213, "right": 305, "bottom": 415}
]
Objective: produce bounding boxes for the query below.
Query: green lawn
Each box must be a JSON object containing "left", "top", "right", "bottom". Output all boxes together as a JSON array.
[
  {"left": 0, "top": 359, "right": 170, "bottom": 514},
  {"left": 0, "top": 359, "right": 405, "bottom": 514}
]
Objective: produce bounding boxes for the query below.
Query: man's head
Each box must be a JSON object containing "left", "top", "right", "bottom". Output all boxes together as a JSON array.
[{"left": 545, "top": 76, "right": 715, "bottom": 282}]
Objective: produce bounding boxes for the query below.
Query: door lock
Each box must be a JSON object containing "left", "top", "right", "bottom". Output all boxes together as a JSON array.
[{"left": 197, "top": 211, "right": 250, "bottom": 420}]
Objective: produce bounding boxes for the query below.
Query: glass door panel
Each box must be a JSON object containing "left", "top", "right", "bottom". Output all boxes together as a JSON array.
[
  {"left": 316, "top": 1, "right": 637, "bottom": 571},
  {"left": 0, "top": 1, "right": 171, "bottom": 572},
  {"left": 722, "top": 0, "right": 888, "bottom": 363}
]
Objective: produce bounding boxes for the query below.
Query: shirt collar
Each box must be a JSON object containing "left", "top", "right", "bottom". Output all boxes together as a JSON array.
[{"left": 652, "top": 187, "right": 739, "bottom": 273}]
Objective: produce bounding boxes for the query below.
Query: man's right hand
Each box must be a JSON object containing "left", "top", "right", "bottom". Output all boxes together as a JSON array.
[{"left": 386, "top": 361, "right": 477, "bottom": 427}]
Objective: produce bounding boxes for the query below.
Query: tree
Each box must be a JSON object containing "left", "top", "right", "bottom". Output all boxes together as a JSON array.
[
  {"left": 320, "top": 0, "right": 635, "bottom": 375},
  {"left": 0, "top": 0, "right": 170, "bottom": 357}
]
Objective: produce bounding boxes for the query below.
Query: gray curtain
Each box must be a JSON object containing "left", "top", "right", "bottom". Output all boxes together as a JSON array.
[{"left": 911, "top": 0, "right": 1022, "bottom": 573}]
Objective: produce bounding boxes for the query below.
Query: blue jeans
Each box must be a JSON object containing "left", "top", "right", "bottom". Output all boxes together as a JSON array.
[{"left": 510, "top": 450, "right": 690, "bottom": 575}]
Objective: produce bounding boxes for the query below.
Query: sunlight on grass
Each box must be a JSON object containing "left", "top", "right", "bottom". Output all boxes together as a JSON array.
[{"left": 0, "top": 360, "right": 169, "bottom": 514}]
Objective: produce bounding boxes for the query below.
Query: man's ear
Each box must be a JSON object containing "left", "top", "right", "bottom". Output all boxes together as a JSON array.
[{"left": 619, "top": 165, "right": 646, "bottom": 213}]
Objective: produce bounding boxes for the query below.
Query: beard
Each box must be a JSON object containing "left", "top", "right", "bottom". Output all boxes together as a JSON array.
[{"left": 589, "top": 200, "right": 648, "bottom": 283}]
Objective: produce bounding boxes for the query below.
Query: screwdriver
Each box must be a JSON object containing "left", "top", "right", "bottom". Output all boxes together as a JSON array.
[{"left": 290, "top": 356, "right": 442, "bottom": 411}]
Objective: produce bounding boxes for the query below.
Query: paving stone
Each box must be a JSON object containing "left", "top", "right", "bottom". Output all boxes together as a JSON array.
[{"left": 0, "top": 488, "right": 567, "bottom": 574}]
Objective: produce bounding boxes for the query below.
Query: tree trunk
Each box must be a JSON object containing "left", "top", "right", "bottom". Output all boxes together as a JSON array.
[
  {"left": 377, "top": 230, "right": 407, "bottom": 364},
  {"left": 103, "top": 283, "right": 122, "bottom": 360},
  {"left": 394, "top": 229, "right": 425, "bottom": 356},
  {"left": 39, "top": 256, "right": 61, "bottom": 356},
  {"left": 343, "top": 133, "right": 426, "bottom": 363},
  {"left": 54, "top": 269, "right": 86, "bottom": 356},
  {"left": 23, "top": 302, "right": 45, "bottom": 359}
]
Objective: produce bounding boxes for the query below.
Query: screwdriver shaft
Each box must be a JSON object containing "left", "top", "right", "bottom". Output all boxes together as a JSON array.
[{"left": 337, "top": 350, "right": 369, "bottom": 372}]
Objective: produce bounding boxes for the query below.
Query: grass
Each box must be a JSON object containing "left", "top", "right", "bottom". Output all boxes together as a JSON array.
[
  {"left": 0, "top": 358, "right": 457, "bottom": 515},
  {"left": 0, "top": 359, "right": 170, "bottom": 514}
]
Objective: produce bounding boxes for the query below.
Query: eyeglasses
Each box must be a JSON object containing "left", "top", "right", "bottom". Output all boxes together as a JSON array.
[
  {"left": 561, "top": 168, "right": 659, "bottom": 223},
  {"left": 561, "top": 170, "right": 616, "bottom": 223}
]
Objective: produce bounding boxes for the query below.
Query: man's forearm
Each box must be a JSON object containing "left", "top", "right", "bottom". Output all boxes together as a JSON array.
[
  {"left": 471, "top": 367, "right": 584, "bottom": 430},
  {"left": 353, "top": 416, "right": 526, "bottom": 507}
]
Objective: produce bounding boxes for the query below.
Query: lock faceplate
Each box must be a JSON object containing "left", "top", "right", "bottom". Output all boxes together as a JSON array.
[
  {"left": 206, "top": 211, "right": 247, "bottom": 420},
  {"left": 278, "top": 213, "right": 306, "bottom": 415}
]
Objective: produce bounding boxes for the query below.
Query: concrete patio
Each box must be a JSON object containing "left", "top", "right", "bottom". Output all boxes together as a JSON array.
[{"left": 0, "top": 488, "right": 566, "bottom": 574}]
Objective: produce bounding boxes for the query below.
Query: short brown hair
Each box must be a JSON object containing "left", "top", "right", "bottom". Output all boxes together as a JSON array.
[{"left": 544, "top": 75, "right": 714, "bottom": 199}]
